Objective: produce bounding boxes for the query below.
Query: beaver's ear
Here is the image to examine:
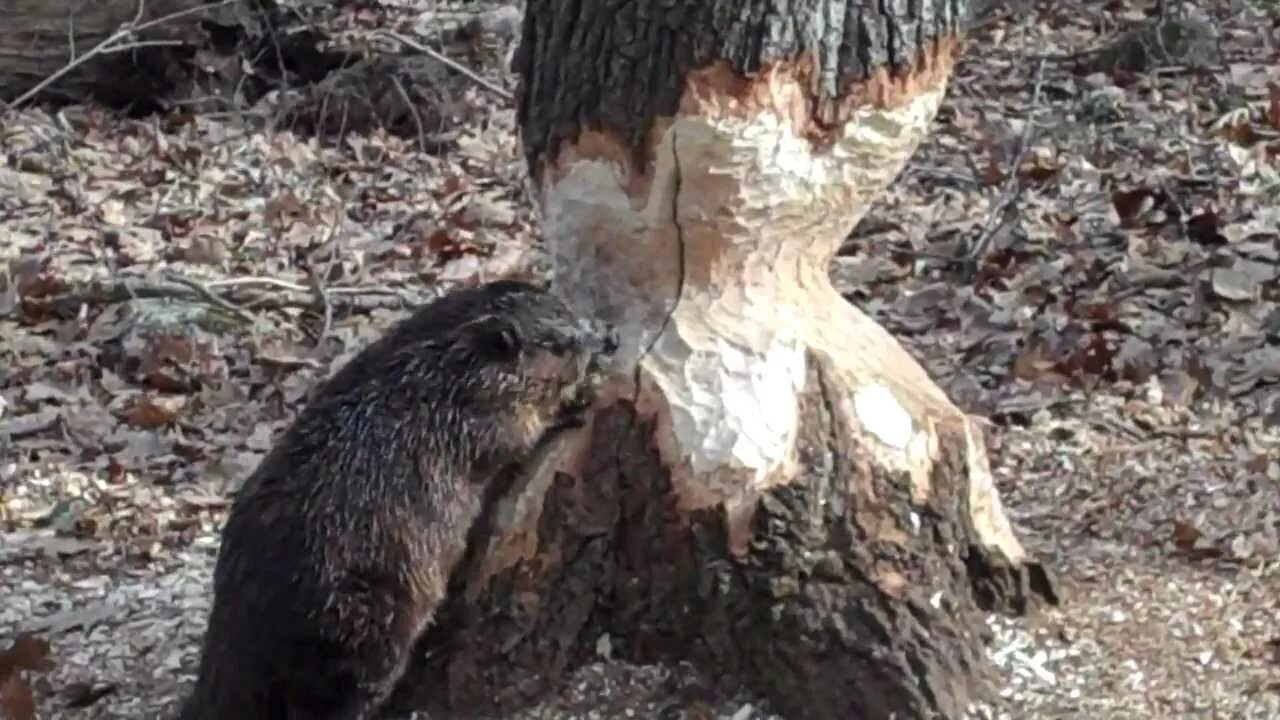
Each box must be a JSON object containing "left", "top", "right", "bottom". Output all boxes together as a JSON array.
[{"left": 461, "top": 315, "right": 522, "bottom": 362}]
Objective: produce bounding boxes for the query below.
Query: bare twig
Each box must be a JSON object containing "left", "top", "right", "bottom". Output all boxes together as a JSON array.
[
  {"left": 10, "top": 276, "right": 418, "bottom": 321},
  {"left": 306, "top": 238, "right": 342, "bottom": 344},
  {"left": 960, "top": 57, "right": 1047, "bottom": 280},
  {"left": 204, "top": 277, "right": 312, "bottom": 292},
  {"left": 10, "top": 0, "right": 239, "bottom": 108},
  {"left": 390, "top": 73, "right": 430, "bottom": 153},
  {"left": 163, "top": 272, "right": 258, "bottom": 324},
  {"left": 379, "top": 31, "right": 513, "bottom": 100},
  {"left": 204, "top": 277, "right": 406, "bottom": 299},
  {"left": 308, "top": 267, "right": 334, "bottom": 341}
]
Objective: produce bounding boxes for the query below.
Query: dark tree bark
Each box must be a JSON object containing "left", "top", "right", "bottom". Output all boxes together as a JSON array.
[{"left": 404, "top": 2, "right": 1061, "bottom": 719}]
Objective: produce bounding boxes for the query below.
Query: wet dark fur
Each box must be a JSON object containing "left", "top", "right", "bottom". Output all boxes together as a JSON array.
[{"left": 178, "top": 281, "right": 614, "bottom": 720}]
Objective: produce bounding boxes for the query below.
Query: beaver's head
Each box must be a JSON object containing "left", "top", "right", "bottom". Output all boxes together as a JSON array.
[{"left": 440, "top": 281, "right": 618, "bottom": 454}]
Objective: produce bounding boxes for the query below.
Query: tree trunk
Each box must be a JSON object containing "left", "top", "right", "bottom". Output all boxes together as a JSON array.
[
  {"left": 0, "top": 0, "right": 249, "bottom": 108},
  {"left": 399, "top": 2, "right": 1060, "bottom": 719}
]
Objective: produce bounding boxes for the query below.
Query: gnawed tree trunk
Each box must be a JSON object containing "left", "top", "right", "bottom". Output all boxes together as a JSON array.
[{"left": 397, "top": 2, "right": 1060, "bottom": 719}]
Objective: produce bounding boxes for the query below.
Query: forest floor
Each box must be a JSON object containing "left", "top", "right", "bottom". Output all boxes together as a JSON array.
[{"left": 1, "top": 1, "right": 1278, "bottom": 719}]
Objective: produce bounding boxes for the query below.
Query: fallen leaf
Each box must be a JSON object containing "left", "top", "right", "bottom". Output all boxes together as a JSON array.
[
  {"left": 123, "top": 396, "right": 185, "bottom": 429},
  {"left": 0, "top": 676, "right": 34, "bottom": 720},
  {"left": 1019, "top": 149, "right": 1065, "bottom": 184},
  {"left": 1172, "top": 519, "right": 1200, "bottom": 551},
  {"left": 263, "top": 191, "right": 308, "bottom": 229},
  {"left": 1111, "top": 188, "right": 1159, "bottom": 227},
  {"left": 1185, "top": 209, "right": 1228, "bottom": 246},
  {"left": 1210, "top": 268, "right": 1257, "bottom": 302},
  {"left": 1012, "top": 343, "right": 1058, "bottom": 381},
  {"left": 0, "top": 632, "right": 52, "bottom": 685}
]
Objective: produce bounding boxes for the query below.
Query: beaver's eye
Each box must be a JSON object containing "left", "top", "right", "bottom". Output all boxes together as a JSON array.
[
  {"left": 488, "top": 327, "right": 521, "bottom": 360},
  {"left": 467, "top": 317, "right": 522, "bottom": 362}
]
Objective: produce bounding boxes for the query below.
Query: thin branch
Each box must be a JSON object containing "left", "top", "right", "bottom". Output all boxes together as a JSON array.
[
  {"left": 390, "top": 73, "right": 430, "bottom": 153},
  {"left": 306, "top": 235, "right": 343, "bottom": 345},
  {"left": 10, "top": 276, "right": 418, "bottom": 320},
  {"left": 202, "top": 277, "right": 404, "bottom": 298},
  {"left": 310, "top": 269, "right": 334, "bottom": 341},
  {"left": 163, "top": 272, "right": 258, "bottom": 324},
  {"left": 379, "top": 31, "right": 513, "bottom": 100},
  {"left": 203, "top": 277, "right": 312, "bottom": 292}
]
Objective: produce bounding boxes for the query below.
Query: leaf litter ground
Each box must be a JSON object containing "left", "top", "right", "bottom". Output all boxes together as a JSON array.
[{"left": 1, "top": 1, "right": 1277, "bottom": 718}]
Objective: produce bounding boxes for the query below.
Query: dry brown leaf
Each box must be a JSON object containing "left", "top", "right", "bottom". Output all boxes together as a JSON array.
[
  {"left": 1019, "top": 150, "right": 1065, "bottom": 184},
  {"left": 1218, "top": 117, "right": 1261, "bottom": 148},
  {"left": 1110, "top": 188, "right": 1159, "bottom": 227},
  {"left": 0, "top": 676, "right": 35, "bottom": 720},
  {"left": 1172, "top": 520, "right": 1200, "bottom": 551},
  {"left": 1185, "top": 209, "right": 1228, "bottom": 246},
  {"left": 15, "top": 272, "right": 68, "bottom": 301},
  {"left": 1172, "top": 519, "right": 1225, "bottom": 560},
  {"left": 122, "top": 396, "right": 184, "bottom": 430},
  {"left": 0, "top": 633, "right": 52, "bottom": 694},
  {"left": 5, "top": 636, "right": 50, "bottom": 675},
  {"left": 1012, "top": 344, "right": 1058, "bottom": 381}
]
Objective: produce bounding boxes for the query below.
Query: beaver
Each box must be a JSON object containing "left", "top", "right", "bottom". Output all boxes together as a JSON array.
[{"left": 178, "top": 280, "right": 616, "bottom": 720}]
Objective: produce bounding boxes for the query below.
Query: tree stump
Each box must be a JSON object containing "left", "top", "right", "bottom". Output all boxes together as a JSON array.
[{"left": 401, "top": 1, "right": 1060, "bottom": 719}]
